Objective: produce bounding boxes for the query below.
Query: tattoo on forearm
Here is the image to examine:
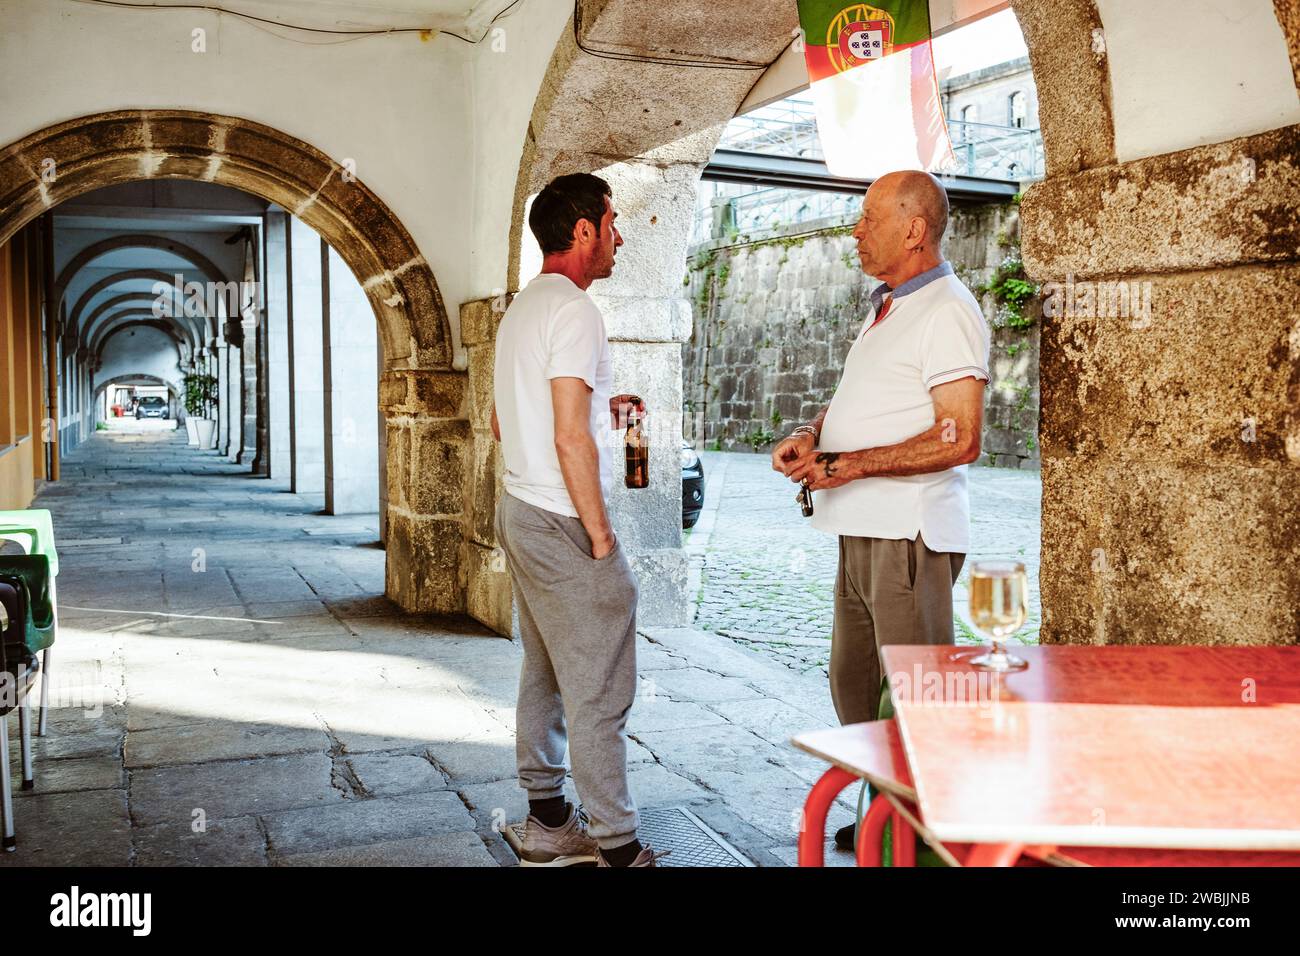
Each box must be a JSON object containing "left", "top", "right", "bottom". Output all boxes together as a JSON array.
[{"left": 815, "top": 452, "right": 840, "bottom": 478}]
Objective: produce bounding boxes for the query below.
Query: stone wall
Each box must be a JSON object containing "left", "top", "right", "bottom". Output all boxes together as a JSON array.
[{"left": 683, "top": 201, "right": 1040, "bottom": 470}]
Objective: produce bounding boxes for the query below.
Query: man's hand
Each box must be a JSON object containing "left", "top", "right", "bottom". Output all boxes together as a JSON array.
[
  {"left": 591, "top": 531, "right": 617, "bottom": 560},
  {"left": 609, "top": 394, "right": 646, "bottom": 430},
  {"left": 771, "top": 432, "right": 814, "bottom": 476},
  {"left": 786, "top": 450, "right": 856, "bottom": 491}
]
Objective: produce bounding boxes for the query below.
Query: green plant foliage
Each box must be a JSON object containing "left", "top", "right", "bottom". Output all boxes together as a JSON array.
[
  {"left": 980, "top": 253, "right": 1039, "bottom": 331},
  {"left": 183, "top": 372, "right": 219, "bottom": 417}
]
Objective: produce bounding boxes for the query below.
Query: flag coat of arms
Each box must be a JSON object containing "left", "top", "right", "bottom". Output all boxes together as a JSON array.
[{"left": 797, "top": 1, "right": 955, "bottom": 179}]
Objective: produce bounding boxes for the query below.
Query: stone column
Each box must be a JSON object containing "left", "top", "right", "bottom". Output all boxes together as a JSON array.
[
  {"left": 461, "top": 296, "right": 512, "bottom": 635},
  {"left": 287, "top": 217, "right": 325, "bottom": 496},
  {"left": 380, "top": 369, "right": 470, "bottom": 613},
  {"left": 322, "top": 247, "right": 379, "bottom": 515},
  {"left": 584, "top": 151, "right": 698, "bottom": 627},
  {"left": 238, "top": 310, "right": 257, "bottom": 464},
  {"left": 265, "top": 210, "right": 291, "bottom": 480},
  {"left": 1022, "top": 126, "right": 1299, "bottom": 646}
]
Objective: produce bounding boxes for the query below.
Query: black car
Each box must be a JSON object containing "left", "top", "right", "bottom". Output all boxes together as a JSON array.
[
  {"left": 681, "top": 441, "right": 705, "bottom": 529},
  {"left": 135, "top": 396, "right": 169, "bottom": 419}
]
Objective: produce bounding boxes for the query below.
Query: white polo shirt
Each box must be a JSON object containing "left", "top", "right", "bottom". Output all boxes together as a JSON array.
[
  {"left": 811, "top": 263, "right": 990, "bottom": 553},
  {"left": 494, "top": 272, "right": 614, "bottom": 517}
]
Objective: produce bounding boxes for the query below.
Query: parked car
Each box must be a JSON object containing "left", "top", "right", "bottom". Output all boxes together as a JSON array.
[
  {"left": 682, "top": 441, "right": 705, "bottom": 529},
  {"left": 135, "top": 396, "right": 169, "bottom": 420}
]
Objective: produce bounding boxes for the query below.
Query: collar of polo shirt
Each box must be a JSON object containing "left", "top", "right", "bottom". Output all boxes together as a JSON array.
[{"left": 868, "top": 261, "right": 955, "bottom": 314}]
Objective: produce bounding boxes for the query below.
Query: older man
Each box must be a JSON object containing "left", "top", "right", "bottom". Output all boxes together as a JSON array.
[{"left": 772, "top": 170, "right": 990, "bottom": 848}]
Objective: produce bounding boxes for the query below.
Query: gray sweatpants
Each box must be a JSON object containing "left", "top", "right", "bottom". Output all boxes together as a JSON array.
[{"left": 495, "top": 492, "right": 640, "bottom": 849}]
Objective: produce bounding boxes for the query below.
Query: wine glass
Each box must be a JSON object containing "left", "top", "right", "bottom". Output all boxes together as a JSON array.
[{"left": 967, "top": 560, "right": 1029, "bottom": 671}]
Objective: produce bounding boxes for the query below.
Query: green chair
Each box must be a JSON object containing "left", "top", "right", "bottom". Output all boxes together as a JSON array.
[{"left": 0, "top": 509, "right": 58, "bottom": 736}]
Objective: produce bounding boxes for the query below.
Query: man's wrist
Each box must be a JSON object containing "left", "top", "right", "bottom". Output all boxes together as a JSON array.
[{"left": 790, "top": 424, "right": 818, "bottom": 441}]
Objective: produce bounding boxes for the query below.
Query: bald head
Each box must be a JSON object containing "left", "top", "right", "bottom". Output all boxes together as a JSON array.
[
  {"left": 851, "top": 170, "right": 949, "bottom": 286},
  {"left": 874, "top": 170, "right": 949, "bottom": 249}
]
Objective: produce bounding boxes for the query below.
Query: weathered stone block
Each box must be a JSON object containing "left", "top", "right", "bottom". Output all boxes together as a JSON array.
[
  {"left": 466, "top": 343, "right": 495, "bottom": 433},
  {"left": 459, "top": 296, "right": 509, "bottom": 347},
  {"left": 1022, "top": 126, "right": 1300, "bottom": 279},
  {"left": 464, "top": 540, "right": 514, "bottom": 637},
  {"left": 385, "top": 513, "right": 465, "bottom": 614},
  {"left": 468, "top": 433, "right": 500, "bottom": 548},
  {"left": 407, "top": 418, "right": 470, "bottom": 518},
  {"left": 1041, "top": 456, "right": 1300, "bottom": 647},
  {"left": 380, "top": 369, "right": 467, "bottom": 418},
  {"left": 1040, "top": 263, "right": 1299, "bottom": 465}
]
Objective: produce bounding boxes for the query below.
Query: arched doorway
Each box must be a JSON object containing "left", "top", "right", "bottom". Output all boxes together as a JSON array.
[
  {"left": 481, "top": 0, "right": 1300, "bottom": 646},
  {"left": 0, "top": 111, "right": 471, "bottom": 614}
]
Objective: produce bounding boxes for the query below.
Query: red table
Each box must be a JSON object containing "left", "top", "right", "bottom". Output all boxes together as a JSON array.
[{"left": 794, "top": 644, "right": 1300, "bottom": 867}]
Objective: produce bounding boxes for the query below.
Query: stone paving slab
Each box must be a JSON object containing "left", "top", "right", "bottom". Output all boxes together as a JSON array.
[
  {"left": 0, "top": 790, "right": 133, "bottom": 867},
  {"left": 261, "top": 791, "right": 474, "bottom": 856},
  {"left": 132, "top": 816, "right": 270, "bottom": 866},
  {"left": 125, "top": 720, "right": 329, "bottom": 768},
  {"left": 276, "top": 832, "right": 497, "bottom": 867},
  {"left": 128, "top": 753, "right": 343, "bottom": 825}
]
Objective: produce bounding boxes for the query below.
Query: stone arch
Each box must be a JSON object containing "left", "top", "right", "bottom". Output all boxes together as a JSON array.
[
  {"left": 54, "top": 233, "right": 233, "bottom": 343},
  {"left": 81, "top": 292, "right": 202, "bottom": 355},
  {"left": 93, "top": 373, "right": 180, "bottom": 401},
  {"left": 481, "top": 1, "right": 800, "bottom": 631},
  {"left": 0, "top": 110, "right": 465, "bottom": 614},
  {"left": 0, "top": 110, "right": 450, "bottom": 370},
  {"left": 90, "top": 313, "right": 187, "bottom": 363},
  {"left": 69, "top": 267, "right": 209, "bottom": 349},
  {"left": 488, "top": 0, "right": 1300, "bottom": 644}
]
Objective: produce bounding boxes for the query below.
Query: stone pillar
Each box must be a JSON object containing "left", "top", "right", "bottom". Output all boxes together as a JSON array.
[
  {"left": 287, "top": 217, "right": 325, "bottom": 496},
  {"left": 322, "top": 247, "right": 379, "bottom": 515},
  {"left": 251, "top": 228, "right": 271, "bottom": 477},
  {"left": 265, "top": 210, "right": 291, "bottom": 480},
  {"left": 224, "top": 335, "right": 242, "bottom": 461},
  {"left": 377, "top": 347, "right": 388, "bottom": 544},
  {"left": 461, "top": 296, "right": 513, "bottom": 635},
  {"left": 1022, "top": 126, "right": 1299, "bottom": 646},
  {"left": 238, "top": 310, "right": 257, "bottom": 464},
  {"left": 380, "top": 369, "right": 470, "bottom": 614},
  {"left": 584, "top": 152, "right": 698, "bottom": 627}
]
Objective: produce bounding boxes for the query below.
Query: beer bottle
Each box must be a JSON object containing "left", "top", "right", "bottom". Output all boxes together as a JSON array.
[{"left": 625, "top": 407, "right": 649, "bottom": 489}]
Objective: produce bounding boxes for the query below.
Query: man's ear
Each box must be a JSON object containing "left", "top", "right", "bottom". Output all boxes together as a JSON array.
[{"left": 907, "top": 215, "right": 927, "bottom": 251}]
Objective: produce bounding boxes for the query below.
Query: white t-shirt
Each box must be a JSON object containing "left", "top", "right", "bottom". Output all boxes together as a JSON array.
[
  {"left": 494, "top": 272, "right": 614, "bottom": 517},
  {"left": 811, "top": 270, "right": 990, "bottom": 553}
]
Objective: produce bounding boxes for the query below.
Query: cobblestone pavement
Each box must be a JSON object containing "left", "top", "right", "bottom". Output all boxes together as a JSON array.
[
  {"left": 687, "top": 451, "right": 1042, "bottom": 677},
  {"left": 4, "top": 429, "right": 862, "bottom": 868}
]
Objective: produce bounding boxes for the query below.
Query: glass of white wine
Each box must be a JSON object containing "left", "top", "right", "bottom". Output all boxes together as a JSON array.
[{"left": 967, "top": 560, "right": 1029, "bottom": 671}]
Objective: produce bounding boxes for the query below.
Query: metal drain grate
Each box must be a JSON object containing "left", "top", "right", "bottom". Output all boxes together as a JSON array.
[{"left": 503, "top": 806, "right": 753, "bottom": 867}]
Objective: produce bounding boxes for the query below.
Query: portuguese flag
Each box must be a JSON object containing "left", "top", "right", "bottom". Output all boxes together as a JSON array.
[{"left": 797, "top": 1, "right": 955, "bottom": 178}]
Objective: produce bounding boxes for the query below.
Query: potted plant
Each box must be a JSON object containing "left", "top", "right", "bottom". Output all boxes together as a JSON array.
[{"left": 183, "top": 373, "right": 219, "bottom": 448}]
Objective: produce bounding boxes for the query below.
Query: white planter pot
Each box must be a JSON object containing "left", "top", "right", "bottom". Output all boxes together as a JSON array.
[
  {"left": 184, "top": 417, "right": 200, "bottom": 446},
  {"left": 195, "top": 417, "right": 217, "bottom": 450}
]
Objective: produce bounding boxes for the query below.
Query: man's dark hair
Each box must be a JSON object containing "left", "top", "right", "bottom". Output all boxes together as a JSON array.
[{"left": 529, "top": 173, "right": 612, "bottom": 255}]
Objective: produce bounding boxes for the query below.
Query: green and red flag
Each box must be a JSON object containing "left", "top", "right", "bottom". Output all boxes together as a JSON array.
[{"left": 797, "top": 1, "right": 955, "bottom": 178}]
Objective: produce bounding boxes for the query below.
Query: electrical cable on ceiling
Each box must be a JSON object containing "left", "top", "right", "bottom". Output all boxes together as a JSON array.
[{"left": 68, "top": 0, "right": 525, "bottom": 45}]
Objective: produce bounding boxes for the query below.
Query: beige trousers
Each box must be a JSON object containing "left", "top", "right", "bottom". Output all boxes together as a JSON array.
[{"left": 829, "top": 533, "right": 965, "bottom": 725}]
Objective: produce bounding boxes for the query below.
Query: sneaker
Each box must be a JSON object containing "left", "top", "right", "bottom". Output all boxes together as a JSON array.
[
  {"left": 518, "top": 804, "right": 599, "bottom": 867},
  {"left": 596, "top": 843, "right": 668, "bottom": 867}
]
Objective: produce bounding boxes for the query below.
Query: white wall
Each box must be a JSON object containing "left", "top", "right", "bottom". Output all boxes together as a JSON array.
[
  {"left": 1096, "top": 0, "right": 1300, "bottom": 162},
  {"left": 466, "top": 0, "right": 575, "bottom": 301},
  {"left": 0, "top": 0, "right": 475, "bottom": 361}
]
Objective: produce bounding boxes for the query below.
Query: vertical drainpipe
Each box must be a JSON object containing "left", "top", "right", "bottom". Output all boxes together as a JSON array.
[{"left": 41, "top": 212, "right": 59, "bottom": 481}]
